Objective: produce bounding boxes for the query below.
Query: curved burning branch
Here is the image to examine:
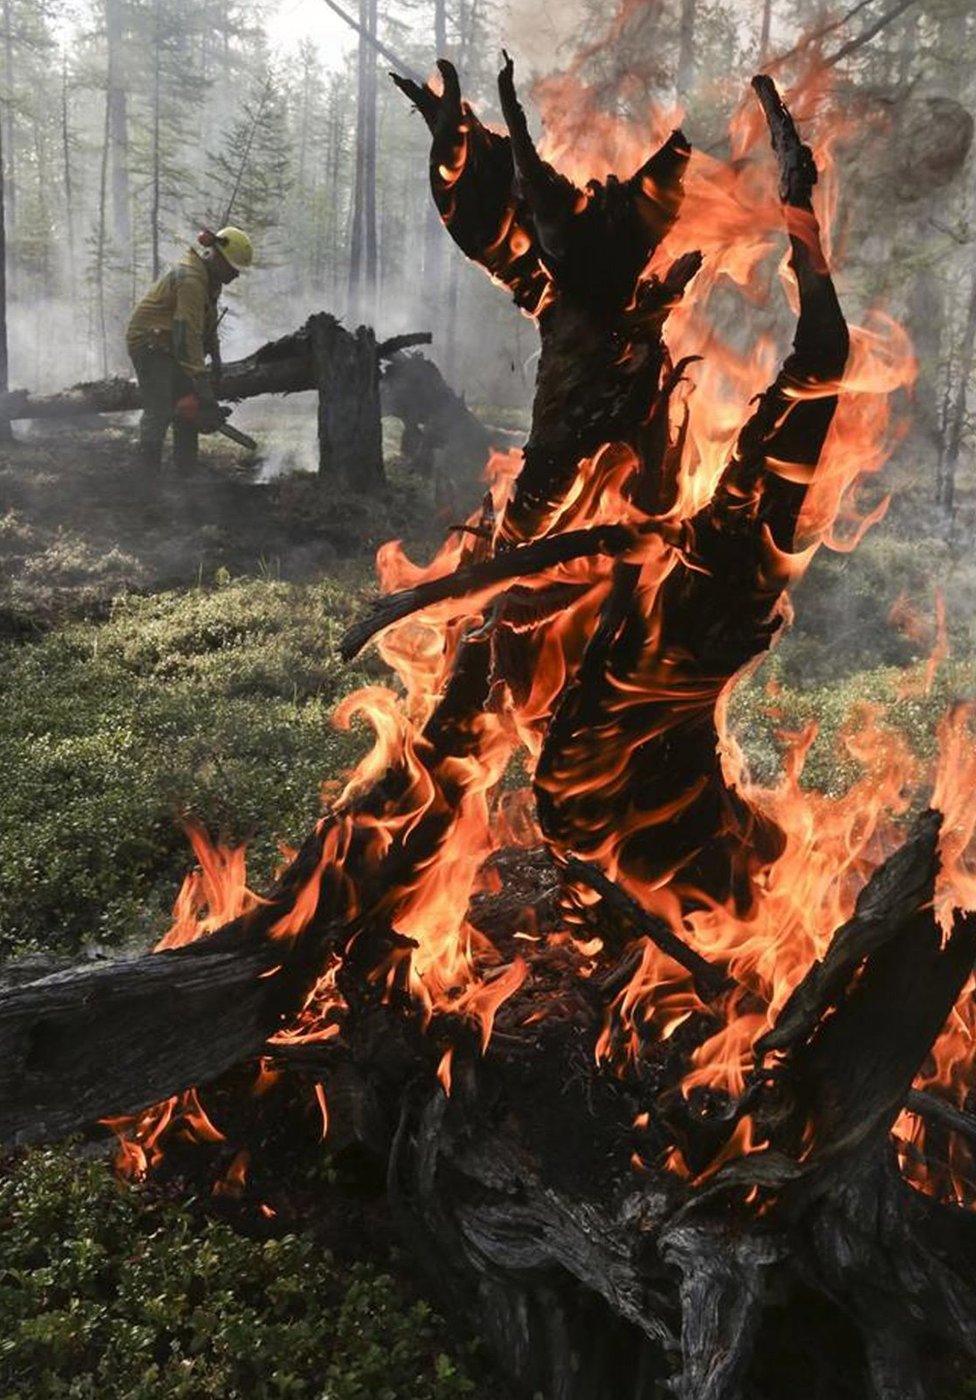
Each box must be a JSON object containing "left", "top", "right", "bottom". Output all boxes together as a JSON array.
[{"left": 340, "top": 522, "right": 638, "bottom": 662}]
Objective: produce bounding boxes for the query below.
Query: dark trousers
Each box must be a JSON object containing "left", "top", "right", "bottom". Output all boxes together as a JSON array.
[{"left": 129, "top": 345, "right": 199, "bottom": 469}]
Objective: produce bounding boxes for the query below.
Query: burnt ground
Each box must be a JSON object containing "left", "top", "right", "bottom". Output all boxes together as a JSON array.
[{"left": 0, "top": 418, "right": 455, "bottom": 633}]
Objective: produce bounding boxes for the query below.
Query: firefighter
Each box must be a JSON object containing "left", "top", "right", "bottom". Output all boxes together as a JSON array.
[{"left": 126, "top": 226, "right": 254, "bottom": 470}]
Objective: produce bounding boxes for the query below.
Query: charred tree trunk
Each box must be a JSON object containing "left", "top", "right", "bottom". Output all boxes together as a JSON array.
[
  {"left": 381, "top": 349, "right": 494, "bottom": 497},
  {"left": 3, "top": 817, "right": 975, "bottom": 1399},
  {"left": 310, "top": 311, "right": 384, "bottom": 488}
]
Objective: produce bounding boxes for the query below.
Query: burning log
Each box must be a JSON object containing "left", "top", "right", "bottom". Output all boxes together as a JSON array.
[{"left": 0, "top": 66, "right": 973, "bottom": 1400}]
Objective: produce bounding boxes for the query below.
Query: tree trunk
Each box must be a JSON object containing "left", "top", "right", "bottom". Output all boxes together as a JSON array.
[
  {"left": 346, "top": 0, "right": 368, "bottom": 320},
  {"left": 2, "top": 0, "right": 15, "bottom": 236},
  {"left": 907, "top": 263, "right": 944, "bottom": 484},
  {"left": 105, "top": 0, "right": 131, "bottom": 248},
  {"left": 30, "top": 96, "right": 50, "bottom": 293},
  {"left": 328, "top": 77, "right": 343, "bottom": 303},
  {"left": 895, "top": 7, "right": 916, "bottom": 83},
  {"left": 61, "top": 54, "right": 76, "bottom": 287},
  {"left": 346, "top": 0, "right": 379, "bottom": 323},
  {"left": 310, "top": 311, "right": 385, "bottom": 489},
  {"left": 93, "top": 92, "right": 112, "bottom": 379},
  {"left": 363, "top": 0, "right": 378, "bottom": 320},
  {"left": 939, "top": 269, "right": 976, "bottom": 519},
  {"left": 0, "top": 67, "right": 11, "bottom": 445},
  {"left": 150, "top": 0, "right": 161, "bottom": 278},
  {"left": 381, "top": 349, "right": 494, "bottom": 499},
  {"left": 759, "top": 0, "right": 772, "bottom": 61},
  {"left": 421, "top": 0, "right": 448, "bottom": 313}
]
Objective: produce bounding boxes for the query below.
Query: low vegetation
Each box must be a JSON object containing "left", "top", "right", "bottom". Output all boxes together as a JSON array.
[
  {"left": 0, "top": 576, "right": 374, "bottom": 958},
  {"left": 0, "top": 553, "right": 967, "bottom": 959},
  {"left": 0, "top": 1146, "right": 480, "bottom": 1399}
]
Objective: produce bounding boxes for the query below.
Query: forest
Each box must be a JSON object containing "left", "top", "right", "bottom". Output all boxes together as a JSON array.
[{"left": 3, "top": 0, "right": 976, "bottom": 1396}]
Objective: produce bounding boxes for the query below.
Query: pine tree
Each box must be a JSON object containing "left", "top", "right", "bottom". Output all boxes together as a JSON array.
[{"left": 204, "top": 71, "right": 291, "bottom": 254}]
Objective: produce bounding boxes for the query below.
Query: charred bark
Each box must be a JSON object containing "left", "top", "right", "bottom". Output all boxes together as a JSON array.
[
  {"left": 4, "top": 818, "right": 973, "bottom": 1398},
  {"left": 380, "top": 350, "right": 494, "bottom": 498},
  {"left": 310, "top": 312, "right": 384, "bottom": 488}
]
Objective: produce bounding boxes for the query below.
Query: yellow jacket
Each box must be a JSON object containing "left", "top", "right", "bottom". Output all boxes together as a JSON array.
[{"left": 126, "top": 248, "right": 220, "bottom": 377}]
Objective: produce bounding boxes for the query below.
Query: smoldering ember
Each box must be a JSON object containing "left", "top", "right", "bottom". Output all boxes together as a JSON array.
[{"left": 4, "top": 12, "right": 976, "bottom": 1400}]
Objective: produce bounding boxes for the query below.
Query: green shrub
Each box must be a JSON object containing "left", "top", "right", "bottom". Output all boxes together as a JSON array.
[
  {"left": 0, "top": 1147, "right": 478, "bottom": 1399},
  {"left": 729, "top": 654, "right": 976, "bottom": 794},
  {"left": 783, "top": 531, "right": 976, "bottom": 684},
  {"left": 0, "top": 578, "right": 376, "bottom": 957}
]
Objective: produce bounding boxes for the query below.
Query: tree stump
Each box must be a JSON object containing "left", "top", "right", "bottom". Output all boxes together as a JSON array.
[{"left": 308, "top": 312, "right": 385, "bottom": 491}]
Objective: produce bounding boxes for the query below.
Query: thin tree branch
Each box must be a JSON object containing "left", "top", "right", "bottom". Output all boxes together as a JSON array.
[
  {"left": 823, "top": 0, "right": 920, "bottom": 68},
  {"left": 319, "top": 0, "right": 426, "bottom": 85},
  {"left": 222, "top": 73, "right": 274, "bottom": 226},
  {"left": 769, "top": 0, "right": 879, "bottom": 69},
  {"left": 339, "top": 523, "right": 638, "bottom": 661},
  {"left": 564, "top": 858, "right": 734, "bottom": 1004}
]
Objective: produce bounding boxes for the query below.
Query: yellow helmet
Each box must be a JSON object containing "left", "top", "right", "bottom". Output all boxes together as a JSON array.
[{"left": 215, "top": 226, "right": 254, "bottom": 271}]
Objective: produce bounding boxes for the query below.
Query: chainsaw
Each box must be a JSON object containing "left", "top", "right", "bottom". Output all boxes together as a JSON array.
[{"left": 174, "top": 393, "right": 258, "bottom": 452}]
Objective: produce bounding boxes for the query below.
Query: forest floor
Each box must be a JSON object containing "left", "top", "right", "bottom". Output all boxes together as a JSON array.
[
  {"left": 0, "top": 417, "right": 510, "bottom": 1400},
  {"left": 2, "top": 416, "right": 976, "bottom": 1396},
  {"left": 0, "top": 419, "right": 454, "bottom": 633}
]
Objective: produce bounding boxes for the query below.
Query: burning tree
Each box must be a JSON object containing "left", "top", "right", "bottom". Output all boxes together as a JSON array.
[{"left": 1, "top": 66, "right": 975, "bottom": 1400}]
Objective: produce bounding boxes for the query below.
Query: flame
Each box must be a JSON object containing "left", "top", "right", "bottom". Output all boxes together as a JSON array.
[
  {"left": 157, "top": 821, "right": 261, "bottom": 950},
  {"left": 437, "top": 1046, "right": 454, "bottom": 1096},
  {"left": 213, "top": 1149, "right": 250, "bottom": 1200},
  {"left": 125, "top": 57, "right": 976, "bottom": 1207},
  {"left": 313, "top": 1083, "right": 329, "bottom": 1140}
]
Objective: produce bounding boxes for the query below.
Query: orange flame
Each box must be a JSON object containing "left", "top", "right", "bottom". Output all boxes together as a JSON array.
[{"left": 129, "top": 60, "right": 966, "bottom": 1204}]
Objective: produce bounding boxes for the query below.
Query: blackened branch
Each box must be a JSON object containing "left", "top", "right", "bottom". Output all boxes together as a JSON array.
[
  {"left": 340, "top": 523, "right": 637, "bottom": 661},
  {"left": 564, "top": 857, "right": 733, "bottom": 1004}
]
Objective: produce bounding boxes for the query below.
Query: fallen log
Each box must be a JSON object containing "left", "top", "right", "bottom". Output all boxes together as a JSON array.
[
  {"left": 2, "top": 812, "right": 975, "bottom": 1399},
  {"left": 0, "top": 317, "right": 432, "bottom": 421}
]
